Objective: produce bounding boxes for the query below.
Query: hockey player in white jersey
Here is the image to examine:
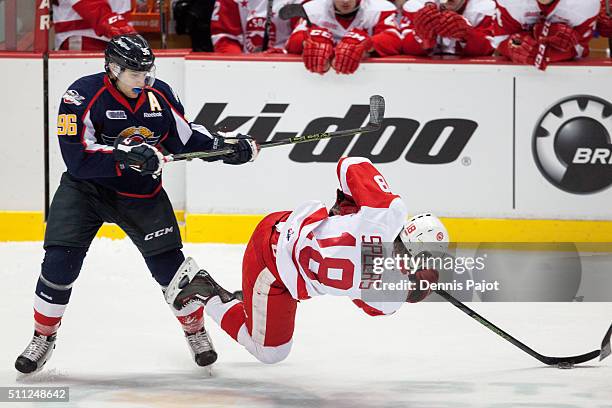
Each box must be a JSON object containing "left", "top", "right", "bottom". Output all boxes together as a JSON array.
[
  {"left": 400, "top": 0, "right": 496, "bottom": 56},
  {"left": 493, "top": 0, "right": 599, "bottom": 69},
  {"left": 164, "top": 157, "right": 445, "bottom": 364},
  {"left": 285, "top": 0, "right": 402, "bottom": 74}
]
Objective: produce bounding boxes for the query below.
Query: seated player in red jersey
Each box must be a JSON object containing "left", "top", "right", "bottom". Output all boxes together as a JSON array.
[{"left": 165, "top": 157, "right": 447, "bottom": 364}]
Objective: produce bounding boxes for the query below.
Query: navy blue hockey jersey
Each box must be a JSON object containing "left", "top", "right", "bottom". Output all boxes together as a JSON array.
[{"left": 58, "top": 72, "right": 216, "bottom": 197}]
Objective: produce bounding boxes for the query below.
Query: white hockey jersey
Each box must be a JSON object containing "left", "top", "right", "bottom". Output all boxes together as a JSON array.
[
  {"left": 492, "top": 0, "right": 599, "bottom": 52},
  {"left": 52, "top": 0, "right": 132, "bottom": 50},
  {"left": 275, "top": 157, "right": 409, "bottom": 316},
  {"left": 401, "top": 0, "right": 496, "bottom": 54},
  {"left": 290, "top": 0, "right": 401, "bottom": 43}
]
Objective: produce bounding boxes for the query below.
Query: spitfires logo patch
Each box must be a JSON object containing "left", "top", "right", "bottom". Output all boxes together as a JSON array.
[
  {"left": 62, "top": 90, "right": 85, "bottom": 106},
  {"left": 103, "top": 126, "right": 158, "bottom": 146}
]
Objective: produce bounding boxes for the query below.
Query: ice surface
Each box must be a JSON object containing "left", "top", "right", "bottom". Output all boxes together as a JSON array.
[{"left": 1, "top": 239, "right": 610, "bottom": 407}]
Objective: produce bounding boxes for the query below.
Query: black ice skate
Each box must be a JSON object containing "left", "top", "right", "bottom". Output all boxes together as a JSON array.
[
  {"left": 184, "top": 326, "right": 218, "bottom": 367},
  {"left": 165, "top": 257, "right": 236, "bottom": 310},
  {"left": 15, "top": 331, "right": 57, "bottom": 374},
  {"left": 172, "top": 269, "right": 236, "bottom": 310}
]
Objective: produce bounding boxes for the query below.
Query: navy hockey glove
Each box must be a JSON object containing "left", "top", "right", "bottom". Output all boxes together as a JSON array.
[
  {"left": 222, "top": 134, "right": 259, "bottom": 165},
  {"left": 202, "top": 133, "right": 259, "bottom": 165},
  {"left": 114, "top": 138, "right": 165, "bottom": 176}
]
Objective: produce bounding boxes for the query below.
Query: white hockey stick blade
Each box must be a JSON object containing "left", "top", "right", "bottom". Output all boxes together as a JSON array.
[{"left": 165, "top": 257, "right": 200, "bottom": 306}]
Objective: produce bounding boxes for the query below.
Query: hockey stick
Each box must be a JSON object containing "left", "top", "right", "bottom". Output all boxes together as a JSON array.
[
  {"left": 436, "top": 289, "right": 612, "bottom": 366},
  {"left": 168, "top": 95, "right": 385, "bottom": 162},
  {"left": 279, "top": 3, "right": 312, "bottom": 26},
  {"left": 159, "top": 0, "right": 168, "bottom": 49},
  {"left": 606, "top": 0, "right": 612, "bottom": 57},
  {"left": 534, "top": 20, "right": 551, "bottom": 71},
  {"left": 261, "top": 0, "right": 274, "bottom": 51}
]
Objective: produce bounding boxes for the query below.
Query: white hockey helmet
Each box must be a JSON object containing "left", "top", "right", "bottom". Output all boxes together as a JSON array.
[{"left": 399, "top": 213, "right": 449, "bottom": 257}]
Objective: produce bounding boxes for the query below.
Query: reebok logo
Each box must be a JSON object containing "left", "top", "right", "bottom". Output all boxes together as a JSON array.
[{"left": 144, "top": 112, "right": 162, "bottom": 118}]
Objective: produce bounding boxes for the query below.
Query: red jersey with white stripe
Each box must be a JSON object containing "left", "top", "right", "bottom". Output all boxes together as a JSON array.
[
  {"left": 58, "top": 72, "right": 217, "bottom": 197},
  {"left": 285, "top": 0, "right": 402, "bottom": 56},
  {"left": 493, "top": 0, "right": 599, "bottom": 58},
  {"left": 211, "top": 0, "right": 301, "bottom": 52},
  {"left": 52, "top": 0, "right": 132, "bottom": 50},
  {"left": 400, "top": 0, "right": 496, "bottom": 55},
  {"left": 275, "top": 157, "right": 408, "bottom": 315}
]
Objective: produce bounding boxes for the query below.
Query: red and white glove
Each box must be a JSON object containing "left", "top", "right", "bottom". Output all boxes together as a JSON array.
[
  {"left": 412, "top": 3, "right": 442, "bottom": 49},
  {"left": 303, "top": 26, "right": 335, "bottom": 74},
  {"left": 437, "top": 10, "right": 471, "bottom": 40},
  {"left": 505, "top": 33, "right": 539, "bottom": 64},
  {"left": 534, "top": 22, "right": 579, "bottom": 52},
  {"left": 598, "top": 0, "right": 612, "bottom": 37},
  {"left": 97, "top": 13, "right": 137, "bottom": 38},
  {"left": 331, "top": 29, "right": 372, "bottom": 75},
  {"left": 329, "top": 189, "right": 358, "bottom": 216},
  {"left": 406, "top": 268, "right": 439, "bottom": 303}
]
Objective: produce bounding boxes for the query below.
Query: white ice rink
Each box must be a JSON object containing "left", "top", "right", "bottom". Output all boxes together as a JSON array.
[{"left": 1, "top": 239, "right": 610, "bottom": 407}]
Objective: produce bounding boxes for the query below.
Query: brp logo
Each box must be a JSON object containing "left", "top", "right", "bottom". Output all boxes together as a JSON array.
[{"left": 533, "top": 95, "right": 612, "bottom": 194}]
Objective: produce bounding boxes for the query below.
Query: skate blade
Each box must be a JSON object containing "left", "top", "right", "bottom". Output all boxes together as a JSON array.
[{"left": 165, "top": 257, "right": 200, "bottom": 306}]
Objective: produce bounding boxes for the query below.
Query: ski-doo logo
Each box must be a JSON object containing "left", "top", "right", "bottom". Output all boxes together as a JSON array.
[
  {"left": 533, "top": 95, "right": 612, "bottom": 194},
  {"left": 194, "top": 103, "right": 476, "bottom": 164}
]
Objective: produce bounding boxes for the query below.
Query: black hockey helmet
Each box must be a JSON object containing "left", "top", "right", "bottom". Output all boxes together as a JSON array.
[{"left": 104, "top": 34, "right": 155, "bottom": 73}]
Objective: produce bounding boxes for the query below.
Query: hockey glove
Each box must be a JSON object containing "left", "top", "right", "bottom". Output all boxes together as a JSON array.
[
  {"left": 412, "top": 3, "right": 442, "bottom": 49},
  {"left": 329, "top": 189, "right": 358, "bottom": 216},
  {"left": 222, "top": 134, "right": 259, "bottom": 165},
  {"left": 598, "top": 0, "right": 612, "bottom": 37},
  {"left": 97, "top": 13, "right": 136, "bottom": 39},
  {"left": 437, "top": 10, "right": 471, "bottom": 40},
  {"left": 535, "top": 22, "right": 579, "bottom": 52},
  {"left": 407, "top": 268, "right": 439, "bottom": 303},
  {"left": 202, "top": 133, "right": 259, "bottom": 165},
  {"left": 332, "top": 29, "right": 372, "bottom": 75},
  {"left": 303, "top": 26, "right": 335, "bottom": 74},
  {"left": 113, "top": 138, "right": 165, "bottom": 176},
  {"left": 505, "top": 33, "right": 539, "bottom": 64}
]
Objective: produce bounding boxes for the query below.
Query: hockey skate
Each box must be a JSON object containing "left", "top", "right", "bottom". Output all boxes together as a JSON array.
[
  {"left": 15, "top": 331, "right": 57, "bottom": 374},
  {"left": 184, "top": 326, "right": 218, "bottom": 367},
  {"left": 165, "top": 257, "right": 236, "bottom": 310}
]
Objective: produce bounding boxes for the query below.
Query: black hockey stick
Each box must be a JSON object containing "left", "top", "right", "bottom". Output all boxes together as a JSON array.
[
  {"left": 168, "top": 95, "right": 385, "bottom": 162},
  {"left": 261, "top": 0, "right": 273, "bottom": 51},
  {"left": 279, "top": 3, "right": 312, "bottom": 26},
  {"left": 436, "top": 289, "right": 612, "bottom": 366},
  {"left": 606, "top": 0, "right": 612, "bottom": 57}
]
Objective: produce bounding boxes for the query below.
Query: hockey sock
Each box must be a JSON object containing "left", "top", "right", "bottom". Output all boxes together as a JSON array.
[
  {"left": 173, "top": 301, "right": 204, "bottom": 334},
  {"left": 34, "top": 246, "right": 87, "bottom": 335}
]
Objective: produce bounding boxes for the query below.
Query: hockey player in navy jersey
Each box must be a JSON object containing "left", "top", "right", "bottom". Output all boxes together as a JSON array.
[{"left": 14, "top": 34, "right": 259, "bottom": 374}]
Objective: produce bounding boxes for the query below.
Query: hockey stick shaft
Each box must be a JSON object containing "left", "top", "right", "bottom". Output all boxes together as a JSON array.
[
  {"left": 606, "top": 0, "right": 612, "bottom": 57},
  {"left": 169, "top": 95, "right": 385, "bottom": 162},
  {"left": 436, "top": 289, "right": 605, "bottom": 366},
  {"left": 167, "top": 125, "right": 376, "bottom": 162}
]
